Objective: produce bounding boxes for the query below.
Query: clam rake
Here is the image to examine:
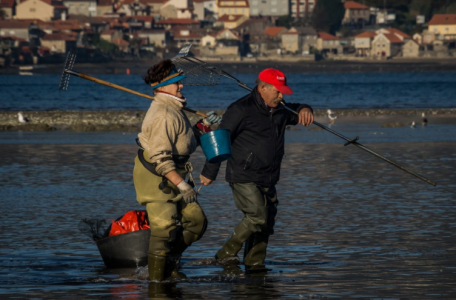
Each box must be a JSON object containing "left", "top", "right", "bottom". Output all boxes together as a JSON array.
[
  {"left": 58, "top": 51, "right": 208, "bottom": 118},
  {"left": 171, "top": 45, "right": 436, "bottom": 187}
]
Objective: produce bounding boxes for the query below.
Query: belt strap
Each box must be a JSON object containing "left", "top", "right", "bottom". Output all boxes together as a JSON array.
[{"left": 138, "top": 149, "right": 161, "bottom": 177}]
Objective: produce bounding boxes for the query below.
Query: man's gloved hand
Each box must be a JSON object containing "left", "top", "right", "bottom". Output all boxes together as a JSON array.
[
  {"left": 177, "top": 180, "right": 197, "bottom": 203},
  {"left": 203, "top": 111, "right": 222, "bottom": 126}
]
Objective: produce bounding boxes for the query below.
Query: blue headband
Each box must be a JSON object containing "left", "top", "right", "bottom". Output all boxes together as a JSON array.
[{"left": 150, "top": 69, "right": 186, "bottom": 90}]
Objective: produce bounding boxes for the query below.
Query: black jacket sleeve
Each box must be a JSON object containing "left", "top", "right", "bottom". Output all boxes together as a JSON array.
[
  {"left": 201, "top": 101, "right": 246, "bottom": 181},
  {"left": 283, "top": 101, "right": 314, "bottom": 126}
]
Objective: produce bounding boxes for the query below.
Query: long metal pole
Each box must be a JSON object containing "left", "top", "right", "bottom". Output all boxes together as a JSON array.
[{"left": 281, "top": 104, "right": 437, "bottom": 187}]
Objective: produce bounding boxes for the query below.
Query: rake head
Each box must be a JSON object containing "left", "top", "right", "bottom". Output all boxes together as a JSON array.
[
  {"left": 58, "top": 52, "right": 76, "bottom": 91},
  {"left": 171, "top": 44, "right": 222, "bottom": 87}
]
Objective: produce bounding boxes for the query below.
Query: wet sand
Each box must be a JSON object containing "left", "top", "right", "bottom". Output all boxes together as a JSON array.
[
  {"left": 1, "top": 108, "right": 456, "bottom": 132},
  {"left": 0, "top": 134, "right": 455, "bottom": 299}
]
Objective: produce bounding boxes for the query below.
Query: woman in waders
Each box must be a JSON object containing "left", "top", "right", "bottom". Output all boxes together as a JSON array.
[{"left": 133, "top": 59, "right": 220, "bottom": 281}]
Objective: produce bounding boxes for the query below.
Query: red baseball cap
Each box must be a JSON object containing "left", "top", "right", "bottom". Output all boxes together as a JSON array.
[{"left": 258, "top": 68, "right": 293, "bottom": 95}]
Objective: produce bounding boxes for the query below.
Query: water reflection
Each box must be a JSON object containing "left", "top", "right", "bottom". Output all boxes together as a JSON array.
[{"left": 0, "top": 141, "right": 455, "bottom": 299}]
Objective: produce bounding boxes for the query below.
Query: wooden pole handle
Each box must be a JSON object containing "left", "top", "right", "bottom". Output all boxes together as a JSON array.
[{"left": 77, "top": 72, "right": 208, "bottom": 118}]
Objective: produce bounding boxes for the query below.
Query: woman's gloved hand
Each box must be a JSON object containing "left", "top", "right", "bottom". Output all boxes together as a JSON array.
[
  {"left": 177, "top": 181, "right": 197, "bottom": 203},
  {"left": 203, "top": 111, "right": 222, "bottom": 126}
]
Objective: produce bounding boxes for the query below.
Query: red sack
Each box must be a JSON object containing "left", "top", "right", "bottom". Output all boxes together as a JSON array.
[{"left": 109, "top": 210, "right": 150, "bottom": 236}]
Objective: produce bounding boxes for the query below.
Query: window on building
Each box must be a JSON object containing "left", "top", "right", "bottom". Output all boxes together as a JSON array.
[{"left": 30, "top": 8, "right": 36, "bottom": 12}]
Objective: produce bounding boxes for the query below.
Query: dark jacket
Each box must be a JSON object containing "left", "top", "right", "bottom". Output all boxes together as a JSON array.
[{"left": 201, "top": 87, "right": 313, "bottom": 187}]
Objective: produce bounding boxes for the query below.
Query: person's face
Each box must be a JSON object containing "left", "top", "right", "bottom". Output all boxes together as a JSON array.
[
  {"left": 259, "top": 84, "right": 283, "bottom": 108},
  {"left": 158, "top": 81, "right": 184, "bottom": 98}
]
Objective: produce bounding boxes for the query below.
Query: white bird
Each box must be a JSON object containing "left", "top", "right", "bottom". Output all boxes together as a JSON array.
[
  {"left": 410, "top": 121, "right": 415, "bottom": 129},
  {"left": 327, "top": 109, "right": 337, "bottom": 123},
  {"left": 422, "top": 112, "right": 428, "bottom": 126},
  {"left": 17, "top": 112, "right": 29, "bottom": 123}
]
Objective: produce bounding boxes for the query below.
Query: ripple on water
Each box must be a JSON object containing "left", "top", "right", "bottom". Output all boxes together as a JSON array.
[{"left": 0, "top": 142, "right": 455, "bottom": 299}]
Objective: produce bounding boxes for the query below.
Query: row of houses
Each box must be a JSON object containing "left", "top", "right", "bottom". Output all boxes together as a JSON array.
[
  {"left": 0, "top": 0, "right": 322, "bottom": 21},
  {"left": 1, "top": 14, "right": 455, "bottom": 64}
]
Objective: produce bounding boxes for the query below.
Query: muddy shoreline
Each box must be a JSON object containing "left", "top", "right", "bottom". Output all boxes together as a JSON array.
[
  {"left": 1, "top": 108, "right": 455, "bottom": 132},
  {"left": 2, "top": 58, "right": 456, "bottom": 75}
]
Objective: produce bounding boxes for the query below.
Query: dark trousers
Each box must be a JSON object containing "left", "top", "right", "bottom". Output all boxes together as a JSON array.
[{"left": 217, "top": 182, "right": 278, "bottom": 267}]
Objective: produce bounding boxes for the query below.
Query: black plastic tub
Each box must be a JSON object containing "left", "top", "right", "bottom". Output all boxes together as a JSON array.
[{"left": 95, "top": 229, "right": 150, "bottom": 268}]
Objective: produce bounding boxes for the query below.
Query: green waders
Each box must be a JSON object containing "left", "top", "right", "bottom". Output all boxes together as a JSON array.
[
  {"left": 133, "top": 151, "right": 207, "bottom": 281},
  {"left": 216, "top": 182, "right": 278, "bottom": 272}
]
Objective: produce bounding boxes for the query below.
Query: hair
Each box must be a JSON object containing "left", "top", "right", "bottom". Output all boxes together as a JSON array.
[
  {"left": 255, "top": 79, "right": 273, "bottom": 89},
  {"left": 144, "top": 59, "right": 177, "bottom": 86}
]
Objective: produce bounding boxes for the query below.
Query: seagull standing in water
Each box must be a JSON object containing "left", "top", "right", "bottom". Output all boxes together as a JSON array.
[
  {"left": 327, "top": 109, "right": 337, "bottom": 123},
  {"left": 422, "top": 112, "right": 428, "bottom": 126},
  {"left": 17, "top": 112, "right": 29, "bottom": 123},
  {"left": 410, "top": 121, "right": 416, "bottom": 129}
]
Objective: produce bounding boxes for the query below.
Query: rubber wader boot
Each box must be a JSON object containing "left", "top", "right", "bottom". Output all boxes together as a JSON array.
[
  {"left": 243, "top": 232, "right": 271, "bottom": 274},
  {"left": 216, "top": 222, "right": 253, "bottom": 260},
  {"left": 165, "top": 255, "right": 187, "bottom": 279},
  {"left": 148, "top": 254, "right": 166, "bottom": 281}
]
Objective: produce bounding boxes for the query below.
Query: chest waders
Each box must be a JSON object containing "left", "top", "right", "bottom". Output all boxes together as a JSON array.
[{"left": 134, "top": 141, "right": 207, "bottom": 281}]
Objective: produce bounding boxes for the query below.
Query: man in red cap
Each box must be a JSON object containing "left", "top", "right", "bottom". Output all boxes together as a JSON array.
[{"left": 200, "top": 68, "right": 313, "bottom": 273}]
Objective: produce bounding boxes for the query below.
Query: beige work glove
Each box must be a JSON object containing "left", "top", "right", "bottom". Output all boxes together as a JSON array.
[{"left": 177, "top": 181, "right": 197, "bottom": 203}]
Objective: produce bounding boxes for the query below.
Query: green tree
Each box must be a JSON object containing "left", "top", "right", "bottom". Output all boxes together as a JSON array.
[
  {"left": 311, "top": 0, "right": 345, "bottom": 34},
  {"left": 276, "top": 15, "right": 294, "bottom": 28}
]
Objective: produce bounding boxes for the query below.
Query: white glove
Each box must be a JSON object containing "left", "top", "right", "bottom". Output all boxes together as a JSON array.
[
  {"left": 203, "top": 111, "right": 222, "bottom": 126},
  {"left": 177, "top": 181, "right": 197, "bottom": 203}
]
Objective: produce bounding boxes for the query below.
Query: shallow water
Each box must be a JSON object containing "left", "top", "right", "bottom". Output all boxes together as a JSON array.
[
  {"left": 1, "top": 72, "right": 456, "bottom": 111},
  {"left": 0, "top": 132, "right": 455, "bottom": 299}
]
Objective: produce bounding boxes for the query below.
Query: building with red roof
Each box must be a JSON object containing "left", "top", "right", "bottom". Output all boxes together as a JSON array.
[
  {"left": 428, "top": 14, "right": 456, "bottom": 40},
  {"left": 97, "top": 0, "right": 114, "bottom": 16},
  {"left": 217, "top": 0, "right": 249, "bottom": 18},
  {"left": 263, "top": 26, "right": 287, "bottom": 40},
  {"left": 61, "top": 0, "right": 97, "bottom": 17},
  {"left": 0, "top": 20, "right": 37, "bottom": 41},
  {"left": 193, "top": 0, "right": 216, "bottom": 21},
  {"left": 156, "top": 18, "right": 200, "bottom": 30},
  {"left": 16, "top": 0, "right": 68, "bottom": 21},
  {"left": 41, "top": 32, "right": 77, "bottom": 53},
  {"left": 317, "top": 32, "right": 343, "bottom": 54},
  {"left": 281, "top": 26, "right": 318, "bottom": 54},
  {"left": 160, "top": 0, "right": 192, "bottom": 19},
  {"left": 215, "top": 14, "right": 247, "bottom": 29},
  {"left": 354, "top": 31, "right": 376, "bottom": 56},
  {"left": 376, "top": 27, "right": 411, "bottom": 40},
  {"left": 372, "top": 32, "right": 403, "bottom": 58},
  {"left": 136, "top": 28, "right": 168, "bottom": 47},
  {"left": 342, "top": 0, "right": 370, "bottom": 26},
  {"left": 172, "top": 30, "right": 203, "bottom": 48}
]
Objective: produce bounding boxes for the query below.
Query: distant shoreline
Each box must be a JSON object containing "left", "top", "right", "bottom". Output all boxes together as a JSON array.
[
  {"left": 1, "top": 58, "right": 456, "bottom": 75},
  {"left": 1, "top": 108, "right": 455, "bottom": 132}
]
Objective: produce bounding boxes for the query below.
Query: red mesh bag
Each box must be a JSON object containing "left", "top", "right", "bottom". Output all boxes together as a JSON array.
[{"left": 109, "top": 210, "right": 150, "bottom": 236}]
